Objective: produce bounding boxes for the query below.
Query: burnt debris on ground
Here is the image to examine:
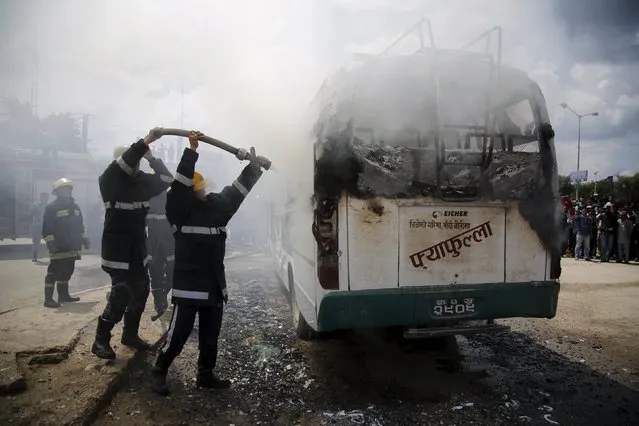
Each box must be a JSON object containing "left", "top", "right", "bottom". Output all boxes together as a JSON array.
[{"left": 95, "top": 254, "right": 639, "bottom": 426}]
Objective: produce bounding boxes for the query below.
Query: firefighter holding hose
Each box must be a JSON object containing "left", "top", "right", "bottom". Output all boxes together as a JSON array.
[
  {"left": 91, "top": 128, "right": 173, "bottom": 360},
  {"left": 150, "top": 131, "right": 266, "bottom": 395}
]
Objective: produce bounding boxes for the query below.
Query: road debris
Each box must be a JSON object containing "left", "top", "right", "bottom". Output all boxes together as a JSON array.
[
  {"left": 452, "top": 402, "right": 475, "bottom": 411},
  {"left": 323, "top": 410, "right": 367, "bottom": 424},
  {"left": 544, "top": 414, "right": 560, "bottom": 424},
  {"left": 89, "top": 254, "right": 639, "bottom": 426}
]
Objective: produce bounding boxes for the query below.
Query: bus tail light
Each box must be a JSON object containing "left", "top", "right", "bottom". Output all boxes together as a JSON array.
[{"left": 312, "top": 197, "right": 339, "bottom": 290}]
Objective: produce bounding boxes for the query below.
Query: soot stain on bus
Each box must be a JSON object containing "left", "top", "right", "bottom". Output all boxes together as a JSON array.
[{"left": 313, "top": 121, "right": 563, "bottom": 279}]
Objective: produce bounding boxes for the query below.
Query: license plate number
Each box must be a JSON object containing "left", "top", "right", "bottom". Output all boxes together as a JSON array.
[{"left": 433, "top": 298, "right": 475, "bottom": 316}]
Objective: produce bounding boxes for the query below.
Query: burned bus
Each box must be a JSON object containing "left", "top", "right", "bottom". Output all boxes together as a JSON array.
[{"left": 268, "top": 24, "right": 561, "bottom": 339}]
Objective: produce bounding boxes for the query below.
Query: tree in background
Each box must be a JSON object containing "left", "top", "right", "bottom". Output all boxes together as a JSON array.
[
  {"left": 0, "top": 98, "right": 83, "bottom": 153},
  {"left": 560, "top": 173, "right": 639, "bottom": 205}
]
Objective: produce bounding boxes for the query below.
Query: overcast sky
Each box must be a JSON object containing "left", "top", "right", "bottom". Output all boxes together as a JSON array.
[{"left": 1, "top": 0, "right": 638, "bottom": 179}]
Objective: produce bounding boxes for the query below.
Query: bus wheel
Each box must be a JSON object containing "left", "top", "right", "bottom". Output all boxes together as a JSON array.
[{"left": 289, "top": 271, "right": 315, "bottom": 341}]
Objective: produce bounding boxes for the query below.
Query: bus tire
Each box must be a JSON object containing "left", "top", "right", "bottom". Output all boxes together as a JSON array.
[{"left": 288, "top": 267, "right": 315, "bottom": 341}]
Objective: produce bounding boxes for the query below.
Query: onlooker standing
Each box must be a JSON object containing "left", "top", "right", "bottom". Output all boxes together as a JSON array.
[
  {"left": 598, "top": 204, "right": 616, "bottom": 262},
  {"left": 573, "top": 206, "right": 592, "bottom": 260},
  {"left": 588, "top": 206, "right": 598, "bottom": 258},
  {"left": 560, "top": 206, "right": 570, "bottom": 256},
  {"left": 629, "top": 206, "right": 638, "bottom": 261},
  {"left": 617, "top": 210, "right": 633, "bottom": 264}
]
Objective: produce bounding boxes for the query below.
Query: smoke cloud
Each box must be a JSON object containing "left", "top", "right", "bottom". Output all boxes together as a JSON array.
[{"left": 1, "top": 0, "right": 638, "bottom": 178}]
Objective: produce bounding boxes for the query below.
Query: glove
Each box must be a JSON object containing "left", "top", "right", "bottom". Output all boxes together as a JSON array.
[
  {"left": 46, "top": 241, "right": 57, "bottom": 254},
  {"left": 247, "top": 147, "right": 261, "bottom": 172},
  {"left": 222, "top": 287, "right": 228, "bottom": 304},
  {"left": 151, "top": 288, "right": 168, "bottom": 313},
  {"left": 236, "top": 148, "right": 248, "bottom": 161}
]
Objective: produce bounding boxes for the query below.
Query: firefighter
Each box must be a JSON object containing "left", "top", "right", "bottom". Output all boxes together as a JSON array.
[
  {"left": 147, "top": 189, "right": 175, "bottom": 319},
  {"left": 42, "top": 178, "right": 89, "bottom": 308},
  {"left": 150, "top": 131, "right": 265, "bottom": 395},
  {"left": 92, "top": 128, "right": 173, "bottom": 360}
]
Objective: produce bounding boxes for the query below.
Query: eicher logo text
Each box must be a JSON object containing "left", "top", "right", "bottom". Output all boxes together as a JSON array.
[
  {"left": 409, "top": 221, "right": 493, "bottom": 269},
  {"left": 432, "top": 210, "right": 469, "bottom": 219}
]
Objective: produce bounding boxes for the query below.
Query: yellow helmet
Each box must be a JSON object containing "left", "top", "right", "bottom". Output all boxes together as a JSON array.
[
  {"left": 194, "top": 172, "right": 206, "bottom": 192},
  {"left": 113, "top": 145, "right": 129, "bottom": 160}
]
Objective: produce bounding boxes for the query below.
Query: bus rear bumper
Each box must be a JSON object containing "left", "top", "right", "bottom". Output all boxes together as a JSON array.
[{"left": 316, "top": 281, "right": 560, "bottom": 333}]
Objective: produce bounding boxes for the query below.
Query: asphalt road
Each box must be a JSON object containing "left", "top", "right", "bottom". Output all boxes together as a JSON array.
[
  {"left": 92, "top": 253, "right": 639, "bottom": 426},
  {"left": 0, "top": 254, "right": 107, "bottom": 313}
]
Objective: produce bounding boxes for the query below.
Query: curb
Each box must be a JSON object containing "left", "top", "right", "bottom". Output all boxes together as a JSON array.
[
  {"left": 0, "top": 303, "right": 169, "bottom": 425},
  {"left": 79, "top": 326, "right": 168, "bottom": 426}
]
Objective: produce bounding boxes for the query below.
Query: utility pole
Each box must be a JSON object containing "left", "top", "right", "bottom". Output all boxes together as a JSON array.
[
  {"left": 180, "top": 83, "right": 184, "bottom": 152},
  {"left": 559, "top": 103, "right": 599, "bottom": 200},
  {"left": 30, "top": 28, "right": 39, "bottom": 116}
]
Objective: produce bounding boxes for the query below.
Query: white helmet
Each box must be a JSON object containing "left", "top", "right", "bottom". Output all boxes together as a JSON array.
[
  {"left": 113, "top": 145, "right": 129, "bottom": 160},
  {"left": 52, "top": 178, "right": 73, "bottom": 194}
]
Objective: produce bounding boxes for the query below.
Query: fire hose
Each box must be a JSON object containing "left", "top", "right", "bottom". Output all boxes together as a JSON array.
[{"left": 158, "top": 128, "right": 272, "bottom": 170}]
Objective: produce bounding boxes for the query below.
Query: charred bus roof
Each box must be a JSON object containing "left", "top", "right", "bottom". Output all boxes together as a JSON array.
[{"left": 311, "top": 52, "right": 546, "bottom": 132}]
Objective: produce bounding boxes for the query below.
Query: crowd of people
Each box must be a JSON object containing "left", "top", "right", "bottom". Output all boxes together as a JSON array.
[{"left": 561, "top": 196, "right": 638, "bottom": 263}]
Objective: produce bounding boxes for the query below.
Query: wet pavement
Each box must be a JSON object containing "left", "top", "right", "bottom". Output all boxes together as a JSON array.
[{"left": 94, "top": 253, "right": 639, "bottom": 426}]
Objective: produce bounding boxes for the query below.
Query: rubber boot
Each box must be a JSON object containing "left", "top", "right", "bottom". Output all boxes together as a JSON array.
[
  {"left": 151, "top": 289, "right": 168, "bottom": 318},
  {"left": 44, "top": 284, "right": 61, "bottom": 308},
  {"left": 121, "top": 310, "right": 151, "bottom": 350},
  {"left": 150, "top": 355, "right": 171, "bottom": 396},
  {"left": 91, "top": 317, "right": 116, "bottom": 359},
  {"left": 196, "top": 372, "right": 231, "bottom": 389},
  {"left": 196, "top": 353, "right": 230, "bottom": 389},
  {"left": 57, "top": 281, "right": 80, "bottom": 302}
]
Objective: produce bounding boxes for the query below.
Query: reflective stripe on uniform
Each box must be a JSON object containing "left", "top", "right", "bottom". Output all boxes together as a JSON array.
[
  {"left": 172, "top": 289, "right": 209, "bottom": 300},
  {"left": 160, "top": 175, "right": 174, "bottom": 183},
  {"left": 45, "top": 283, "right": 55, "bottom": 288},
  {"left": 101, "top": 258, "right": 129, "bottom": 270},
  {"left": 161, "top": 305, "right": 179, "bottom": 354},
  {"left": 44, "top": 235, "right": 55, "bottom": 242},
  {"left": 166, "top": 254, "right": 175, "bottom": 262},
  {"left": 116, "top": 156, "right": 134, "bottom": 175},
  {"left": 174, "top": 172, "right": 193, "bottom": 187},
  {"left": 180, "top": 226, "right": 226, "bottom": 235},
  {"left": 146, "top": 214, "right": 167, "bottom": 220},
  {"left": 233, "top": 180, "right": 249, "bottom": 197},
  {"left": 50, "top": 251, "right": 78, "bottom": 260},
  {"left": 104, "top": 201, "right": 150, "bottom": 210},
  {"left": 143, "top": 255, "right": 152, "bottom": 266},
  {"left": 56, "top": 209, "right": 70, "bottom": 217}
]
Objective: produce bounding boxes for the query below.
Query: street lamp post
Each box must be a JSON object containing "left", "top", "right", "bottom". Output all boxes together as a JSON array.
[{"left": 560, "top": 103, "right": 599, "bottom": 200}]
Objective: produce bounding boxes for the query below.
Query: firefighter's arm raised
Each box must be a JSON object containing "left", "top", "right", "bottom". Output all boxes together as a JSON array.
[
  {"left": 99, "top": 128, "right": 163, "bottom": 197},
  {"left": 215, "top": 147, "right": 264, "bottom": 222},
  {"left": 140, "top": 153, "right": 174, "bottom": 198},
  {"left": 42, "top": 205, "right": 57, "bottom": 253},
  {"left": 166, "top": 136, "right": 200, "bottom": 226}
]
